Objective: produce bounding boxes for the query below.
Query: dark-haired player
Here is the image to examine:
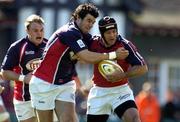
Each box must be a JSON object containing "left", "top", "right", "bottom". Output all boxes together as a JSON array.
[{"left": 29, "top": 3, "right": 129, "bottom": 122}]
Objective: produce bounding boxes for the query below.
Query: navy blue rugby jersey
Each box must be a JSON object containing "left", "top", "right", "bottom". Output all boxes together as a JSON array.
[
  {"left": 34, "top": 21, "right": 92, "bottom": 85},
  {"left": 1, "top": 37, "right": 47, "bottom": 101}
]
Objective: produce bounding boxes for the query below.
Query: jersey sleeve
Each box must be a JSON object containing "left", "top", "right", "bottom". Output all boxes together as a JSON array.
[
  {"left": 1, "top": 43, "right": 20, "bottom": 70},
  {"left": 60, "top": 29, "right": 88, "bottom": 53},
  {"left": 122, "top": 39, "right": 146, "bottom": 66}
]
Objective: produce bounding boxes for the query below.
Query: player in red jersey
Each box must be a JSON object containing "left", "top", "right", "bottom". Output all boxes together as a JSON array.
[
  {"left": 1, "top": 14, "right": 47, "bottom": 122},
  {"left": 87, "top": 16, "right": 148, "bottom": 122},
  {"left": 29, "top": 3, "right": 129, "bottom": 122}
]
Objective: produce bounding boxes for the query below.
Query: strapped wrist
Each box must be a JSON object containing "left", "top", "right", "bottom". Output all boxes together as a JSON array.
[
  {"left": 18, "top": 75, "right": 25, "bottom": 82},
  {"left": 108, "top": 51, "right": 117, "bottom": 60}
]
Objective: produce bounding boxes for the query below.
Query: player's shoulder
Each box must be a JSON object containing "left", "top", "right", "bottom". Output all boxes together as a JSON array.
[
  {"left": 69, "top": 22, "right": 82, "bottom": 38},
  {"left": 42, "top": 38, "right": 48, "bottom": 44},
  {"left": 117, "top": 35, "right": 130, "bottom": 44},
  {"left": 118, "top": 35, "right": 138, "bottom": 51},
  {"left": 9, "top": 38, "right": 27, "bottom": 49},
  {"left": 57, "top": 22, "right": 82, "bottom": 40}
]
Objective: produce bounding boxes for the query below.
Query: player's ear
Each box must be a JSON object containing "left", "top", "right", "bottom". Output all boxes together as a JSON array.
[{"left": 26, "top": 28, "right": 30, "bottom": 35}]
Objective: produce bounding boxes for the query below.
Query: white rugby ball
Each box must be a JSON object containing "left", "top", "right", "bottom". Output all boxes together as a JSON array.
[{"left": 98, "top": 60, "right": 124, "bottom": 78}]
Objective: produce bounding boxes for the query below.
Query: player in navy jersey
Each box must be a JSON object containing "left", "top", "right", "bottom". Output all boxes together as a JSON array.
[
  {"left": 87, "top": 16, "right": 148, "bottom": 122},
  {"left": 1, "top": 14, "right": 47, "bottom": 122},
  {"left": 29, "top": 3, "right": 129, "bottom": 122}
]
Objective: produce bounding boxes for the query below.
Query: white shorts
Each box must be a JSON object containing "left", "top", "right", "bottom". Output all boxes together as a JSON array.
[
  {"left": 87, "top": 84, "right": 135, "bottom": 115},
  {"left": 13, "top": 99, "right": 35, "bottom": 121},
  {"left": 29, "top": 76, "right": 76, "bottom": 110}
]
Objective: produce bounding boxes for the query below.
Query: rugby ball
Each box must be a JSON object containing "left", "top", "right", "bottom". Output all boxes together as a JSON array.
[{"left": 98, "top": 60, "right": 124, "bottom": 78}]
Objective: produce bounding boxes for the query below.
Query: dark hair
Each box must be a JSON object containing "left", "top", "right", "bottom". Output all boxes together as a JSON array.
[
  {"left": 98, "top": 16, "right": 117, "bottom": 36},
  {"left": 72, "top": 3, "right": 99, "bottom": 20}
]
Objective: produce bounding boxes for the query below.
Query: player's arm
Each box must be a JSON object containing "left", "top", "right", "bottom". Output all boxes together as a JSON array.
[
  {"left": 1, "top": 42, "right": 32, "bottom": 84},
  {"left": 122, "top": 40, "right": 148, "bottom": 79},
  {"left": 1, "top": 70, "right": 31, "bottom": 84},
  {"left": 0, "top": 72, "right": 5, "bottom": 94},
  {"left": 115, "top": 65, "right": 148, "bottom": 81},
  {"left": 0, "top": 85, "right": 5, "bottom": 94},
  {"left": 76, "top": 48, "right": 129, "bottom": 64},
  {"left": 65, "top": 33, "right": 129, "bottom": 63},
  {"left": 1, "top": 70, "right": 21, "bottom": 81},
  {"left": 106, "top": 65, "right": 148, "bottom": 82},
  {"left": 124, "top": 65, "right": 148, "bottom": 78},
  {"left": 106, "top": 40, "right": 148, "bottom": 82}
]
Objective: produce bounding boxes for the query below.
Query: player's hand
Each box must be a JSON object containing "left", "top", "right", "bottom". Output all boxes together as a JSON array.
[
  {"left": 115, "top": 48, "right": 129, "bottom": 60},
  {"left": 105, "top": 71, "right": 126, "bottom": 82},
  {"left": 0, "top": 85, "right": 5, "bottom": 94},
  {"left": 24, "top": 72, "right": 32, "bottom": 84},
  {"left": 76, "top": 86, "right": 89, "bottom": 97}
]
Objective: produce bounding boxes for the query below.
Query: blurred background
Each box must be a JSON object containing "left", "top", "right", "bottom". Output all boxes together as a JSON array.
[{"left": 0, "top": 0, "right": 180, "bottom": 122}]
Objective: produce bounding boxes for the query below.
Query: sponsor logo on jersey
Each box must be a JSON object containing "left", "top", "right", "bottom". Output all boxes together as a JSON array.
[
  {"left": 25, "top": 51, "right": 35, "bottom": 55},
  {"left": 77, "top": 39, "right": 85, "bottom": 48},
  {"left": 26, "top": 58, "right": 41, "bottom": 71}
]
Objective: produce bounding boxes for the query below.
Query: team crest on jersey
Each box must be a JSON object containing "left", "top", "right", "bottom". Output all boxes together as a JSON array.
[
  {"left": 77, "top": 39, "right": 85, "bottom": 48},
  {"left": 25, "top": 51, "right": 35, "bottom": 55},
  {"left": 26, "top": 58, "right": 41, "bottom": 71}
]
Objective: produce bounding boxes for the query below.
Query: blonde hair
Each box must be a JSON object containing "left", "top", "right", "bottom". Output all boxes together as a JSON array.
[{"left": 24, "top": 14, "right": 44, "bottom": 30}]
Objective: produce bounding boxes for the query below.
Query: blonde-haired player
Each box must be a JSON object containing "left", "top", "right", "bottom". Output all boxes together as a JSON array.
[{"left": 1, "top": 14, "right": 47, "bottom": 122}]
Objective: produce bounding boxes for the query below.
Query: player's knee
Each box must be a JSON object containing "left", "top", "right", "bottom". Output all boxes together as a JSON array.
[{"left": 60, "top": 113, "right": 78, "bottom": 122}]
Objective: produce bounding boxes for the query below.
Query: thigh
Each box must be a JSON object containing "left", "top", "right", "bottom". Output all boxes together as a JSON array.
[
  {"left": 55, "top": 80, "right": 76, "bottom": 103},
  {"left": 36, "top": 109, "right": 53, "bottom": 122},
  {"left": 0, "top": 96, "right": 10, "bottom": 122},
  {"left": 13, "top": 100, "right": 35, "bottom": 121},
  {"left": 55, "top": 100, "right": 78, "bottom": 122},
  {"left": 112, "top": 85, "right": 135, "bottom": 111},
  {"left": 122, "top": 107, "right": 140, "bottom": 122},
  {"left": 114, "top": 100, "right": 138, "bottom": 119},
  {"left": 29, "top": 76, "right": 58, "bottom": 110},
  {"left": 87, "top": 87, "right": 112, "bottom": 115}
]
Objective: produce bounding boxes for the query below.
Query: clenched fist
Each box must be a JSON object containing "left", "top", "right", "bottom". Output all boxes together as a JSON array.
[{"left": 115, "top": 48, "right": 129, "bottom": 60}]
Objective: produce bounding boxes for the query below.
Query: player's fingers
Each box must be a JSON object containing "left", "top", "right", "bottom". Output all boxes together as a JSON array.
[{"left": 0, "top": 86, "right": 5, "bottom": 93}]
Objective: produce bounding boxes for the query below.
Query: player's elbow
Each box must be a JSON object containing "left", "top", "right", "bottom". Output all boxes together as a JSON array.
[
  {"left": 1, "top": 70, "right": 9, "bottom": 80},
  {"left": 140, "top": 65, "right": 148, "bottom": 75}
]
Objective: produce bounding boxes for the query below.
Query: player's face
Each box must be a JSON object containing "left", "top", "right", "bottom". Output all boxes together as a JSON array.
[
  {"left": 26, "top": 22, "right": 44, "bottom": 46},
  {"left": 103, "top": 29, "right": 118, "bottom": 46},
  {"left": 76, "top": 14, "right": 96, "bottom": 34}
]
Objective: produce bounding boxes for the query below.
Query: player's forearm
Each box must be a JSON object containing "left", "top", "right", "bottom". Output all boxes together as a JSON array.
[
  {"left": 124, "top": 65, "right": 148, "bottom": 79},
  {"left": 77, "top": 49, "right": 109, "bottom": 64},
  {"left": 1, "top": 70, "right": 21, "bottom": 81}
]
